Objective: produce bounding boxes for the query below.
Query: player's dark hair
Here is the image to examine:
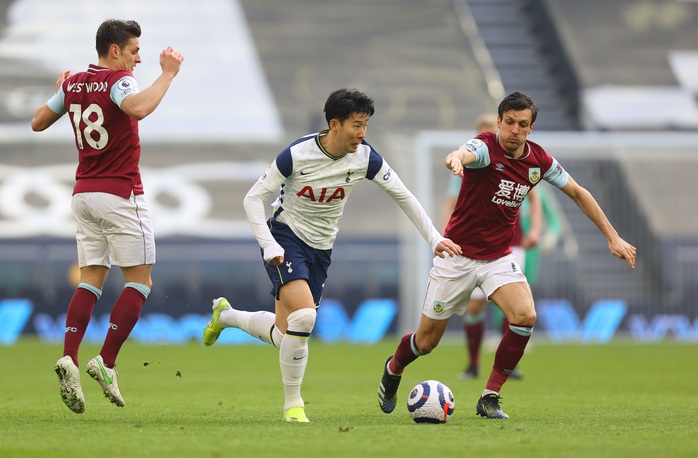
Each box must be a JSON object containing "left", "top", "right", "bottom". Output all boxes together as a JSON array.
[
  {"left": 324, "top": 88, "right": 375, "bottom": 125},
  {"left": 95, "top": 19, "right": 141, "bottom": 57},
  {"left": 498, "top": 92, "right": 538, "bottom": 124}
]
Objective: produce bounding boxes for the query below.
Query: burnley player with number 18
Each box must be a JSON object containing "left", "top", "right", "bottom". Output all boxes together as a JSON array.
[{"left": 32, "top": 19, "right": 183, "bottom": 413}]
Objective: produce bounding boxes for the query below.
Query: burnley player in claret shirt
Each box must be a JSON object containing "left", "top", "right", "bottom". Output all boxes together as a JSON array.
[{"left": 377, "top": 91, "right": 636, "bottom": 420}]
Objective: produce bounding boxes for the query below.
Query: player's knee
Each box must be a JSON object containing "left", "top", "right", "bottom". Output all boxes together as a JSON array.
[
  {"left": 419, "top": 342, "right": 438, "bottom": 355},
  {"left": 414, "top": 334, "right": 439, "bottom": 355},
  {"left": 509, "top": 308, "right": 536, "bottom": 328},
  {"left": 286, "top": 308, "right": 317, "bottom": 333},
  {"left": 524, "top": 309, "right": 537, "bottom": 327}
]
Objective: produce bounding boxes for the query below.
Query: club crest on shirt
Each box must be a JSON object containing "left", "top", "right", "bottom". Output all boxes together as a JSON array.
[
  {"left": 433, "top": 301, "right": 445, "bottom": 314},
  {"left": 529, "top": 167, "right": 541, "bottom": 184}
]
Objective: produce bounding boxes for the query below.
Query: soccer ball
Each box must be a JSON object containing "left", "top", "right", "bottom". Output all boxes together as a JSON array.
[{"left": 406, "top": 380, "right": 455, "bottom": 423}]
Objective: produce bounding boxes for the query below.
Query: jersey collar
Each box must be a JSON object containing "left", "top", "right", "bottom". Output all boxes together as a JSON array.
[{"left": 315, "top": 130, "right": 347, "bottom": 160}]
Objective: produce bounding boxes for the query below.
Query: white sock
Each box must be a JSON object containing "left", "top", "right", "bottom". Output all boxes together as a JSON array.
[
  {"left": 219, "top": 309, "right": 282, "bottom": 346},
  {"left": 279, "top": 308, "right": 316, "bottom": 412}
]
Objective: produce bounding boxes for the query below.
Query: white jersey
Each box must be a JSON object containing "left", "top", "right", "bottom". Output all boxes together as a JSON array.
[{"left": 244, "top": 130, "right": 445, "bottom": 260}]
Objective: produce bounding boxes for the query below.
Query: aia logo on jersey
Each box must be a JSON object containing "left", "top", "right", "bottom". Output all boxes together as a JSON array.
[
  {"left": 529, "top": 167, "right": 541, "bottom": 184},
  {"left": 297, "top": 186, "right": 345, "bottom": 202}
]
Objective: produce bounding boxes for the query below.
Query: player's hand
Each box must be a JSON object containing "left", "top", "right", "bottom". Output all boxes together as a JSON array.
[
  {"left": 608, "top": 237, "right": 636, "bottom": 269},
  {"left": 268, "top": 255, "right": 284, "bottom": 267},
  {"left": 55, "top": 70, "right": 70, "bottom": 92},
  {"left": 160, "top": 46, "right": 184, "bottom": 77},
  {"left": 444, "top": 152, "right": 464, "bottom": 177},
  {"left": 262, "top": 243, "right": 284, "bottom": 265},
  {"left": 434, "top": 239, "right": 461, "bottom": 258},
  {"left": 521, "top": 231, "right": 540, "bottom": 250},
  {"left": 540, "top": 232, "right": 559, "bottom": 253}
]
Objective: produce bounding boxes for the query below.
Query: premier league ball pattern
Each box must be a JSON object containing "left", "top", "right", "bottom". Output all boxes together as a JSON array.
[{"left": 406, "top": 380, "right": 455, "bottom": 423}]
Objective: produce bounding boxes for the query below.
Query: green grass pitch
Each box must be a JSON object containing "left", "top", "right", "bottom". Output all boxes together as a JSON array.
[{"left": 0, "top": 338, "right": 696, "bottom": 457}]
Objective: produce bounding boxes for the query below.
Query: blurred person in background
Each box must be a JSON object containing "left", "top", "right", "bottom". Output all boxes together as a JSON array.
[
  {"left": 31, "top": 19, "right": 183, "bottom": 413},
  {"left": 520, "top": 183, "right": 567, "bottom": 286},
  {"left": 202, "top": 88, "right": 461, "bottom": 423},
  {"left": 378, "top": 92, "right": 636, "bottom": 419}
]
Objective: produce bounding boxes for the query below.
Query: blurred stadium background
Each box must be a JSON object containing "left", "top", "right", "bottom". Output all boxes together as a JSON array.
[{"left": 1, "top": 0, "right": 697, "bottom": 344}]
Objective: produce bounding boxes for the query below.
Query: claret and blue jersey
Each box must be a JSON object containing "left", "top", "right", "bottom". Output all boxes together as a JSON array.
[{"left": 445, "top": 131, "right": 569, "bottom": 260}]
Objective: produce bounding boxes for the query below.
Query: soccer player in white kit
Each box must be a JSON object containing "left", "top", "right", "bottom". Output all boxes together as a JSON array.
[
  {"left": 202, "top": 88, "right": 461, "bottom": 422},
  {"left": 377, "top": 92, "right": 636, "bottom": 419}
]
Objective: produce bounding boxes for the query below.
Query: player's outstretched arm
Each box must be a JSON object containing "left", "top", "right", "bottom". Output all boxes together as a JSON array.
[
  {"left": 560, "top": 177, "right": 636, "bottom": 269},
  {"left": 444, "top": 146, "right": 476, "bottom": 177},
  {"left": 607, "top": 236, "right": 636, "bottom": 269},
  {"left": 375, "top": 164, "right": 461, "bottom": 257},
  {"left": 120, "top": 46, "right": 184, "bottom": 120}
]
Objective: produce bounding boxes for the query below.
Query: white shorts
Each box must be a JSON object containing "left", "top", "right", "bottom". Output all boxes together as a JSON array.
[
  {"left": 422, "top": 251, "right": 527, "bottom": 320},
  {"left": 470, "top": 246, "right": 525, "bottom": 300},
  {"left": 72, "top": 192, "right": 155, "bottom": 268}
]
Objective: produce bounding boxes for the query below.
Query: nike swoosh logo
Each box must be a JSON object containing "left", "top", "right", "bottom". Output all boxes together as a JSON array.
[
  {"left": 97, "top": 359, "right": 113, "bottom": 385},
  {"left": 293, "top": 355, "right": 307, "bottom": 360},
  {"left": 299, "top": 171, "right": 309, "bottom": 175}
]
